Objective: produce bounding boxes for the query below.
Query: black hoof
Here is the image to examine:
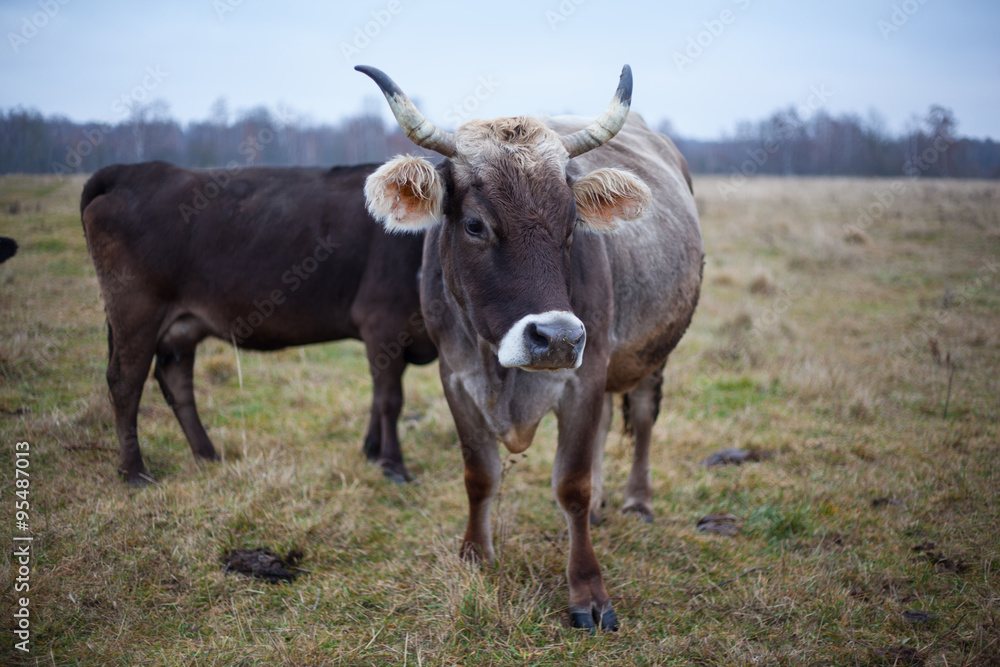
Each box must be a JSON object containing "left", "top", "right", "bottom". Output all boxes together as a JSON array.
[
  {"left": 598, "top": 604, "right": 619, "bottom": 631},
  {"left": 569, "top": 607, "right": 596, "bottom": 633},
  {"left": 380, "top": 462, "right": 415, "bottom": 484},
  {"left": 382, "top": 470, "right": 408, "bottom": 484},
  {"left": 120, "top": 469, "right": 156, "bottom": 486},
  {"left": 569, "top": 604, "right": 618, "bottom": 632}
]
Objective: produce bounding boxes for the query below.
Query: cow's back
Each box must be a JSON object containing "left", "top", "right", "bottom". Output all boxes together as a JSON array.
[
  {"left": 81, "top": 161, "right": 427, "bottom": 351},
  {"left": 547, "top": 115, "right": 704, "bottom": 392}
]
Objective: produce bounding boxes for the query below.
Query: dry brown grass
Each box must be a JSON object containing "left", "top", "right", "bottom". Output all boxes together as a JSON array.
[{"left": 1, "top": 173, "right": 998, "bottom": 665}]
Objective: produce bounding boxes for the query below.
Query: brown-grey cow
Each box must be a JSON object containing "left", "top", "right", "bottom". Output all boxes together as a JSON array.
[
  {"left": 358, "top": 64, "right": 703, "bottom": 631},
  {"left": 81, "top": 162, "right": 436, "bottom": 485}
]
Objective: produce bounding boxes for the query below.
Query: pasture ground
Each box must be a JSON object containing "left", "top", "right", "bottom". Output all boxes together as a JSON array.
[{"left": 1, "top": 173, "right": 998, "bottom": 665}]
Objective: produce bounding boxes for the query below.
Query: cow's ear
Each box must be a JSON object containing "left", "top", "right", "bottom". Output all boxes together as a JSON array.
[
  {"left": 364, "top": 155, "right": 444, "bottom": 232},
  {"left": 572, "top": 168, "right": 652, "bottom": 232}
]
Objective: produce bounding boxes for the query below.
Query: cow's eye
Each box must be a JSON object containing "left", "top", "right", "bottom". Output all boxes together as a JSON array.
[{"left": 464, "top": 218, "right": 485, "bottom": 237}]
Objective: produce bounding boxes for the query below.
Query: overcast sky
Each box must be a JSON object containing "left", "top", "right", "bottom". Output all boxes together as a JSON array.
[{"left": 2, "top": 0, "right": 998, "bottom": 140}]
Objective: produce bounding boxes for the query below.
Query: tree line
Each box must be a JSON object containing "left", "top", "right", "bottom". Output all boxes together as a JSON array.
[
  {"left": 667, "top": 105, "right": 999, "bottom": 179},
  {"left": 1, "top": 101, "right": 997, "bottom": 179}
]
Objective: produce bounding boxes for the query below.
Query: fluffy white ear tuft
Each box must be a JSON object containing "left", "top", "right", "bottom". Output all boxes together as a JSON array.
[
  {"left": 572, "top": 168, "right": 652, "bottom": 232},
  {"left": 364, "top": 155, "right": 444, "bottom": 232}
]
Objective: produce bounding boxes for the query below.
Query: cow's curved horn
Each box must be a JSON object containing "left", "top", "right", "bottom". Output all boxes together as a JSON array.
[
  {"left": 355, "top": 65, "right": 457, "bottom": 158},
  {"left": 561, "top": 65, "right": 633, "bottom": 158}
]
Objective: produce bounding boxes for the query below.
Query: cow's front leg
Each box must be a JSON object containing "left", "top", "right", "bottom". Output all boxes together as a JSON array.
[
  {"left": 555, "top": 386, "right": 618, "bottom": 632},
  {"left": 460, "top": 430, "right": 501, "bottom": 564},
  {"left": 442, "top": 377, "right": 501, "bottom": 564}
]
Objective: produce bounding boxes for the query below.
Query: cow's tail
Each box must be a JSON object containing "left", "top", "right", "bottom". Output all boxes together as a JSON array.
[
  {"left": 80, "top": 166, "right": 126, "bottom": 351},
  {"left": 622, "top": 394, "right": 633, "bottom": 439},
  {"left": 106, "top": 320, "right": 114, "bottom": 367},
  {"left": 79, "top": 164, "right": 127, "bottom": 220}
]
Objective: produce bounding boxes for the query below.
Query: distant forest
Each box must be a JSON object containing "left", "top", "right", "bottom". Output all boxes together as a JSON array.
[{"left": 1, "top": 101, "right": 998, "bottom": 179}]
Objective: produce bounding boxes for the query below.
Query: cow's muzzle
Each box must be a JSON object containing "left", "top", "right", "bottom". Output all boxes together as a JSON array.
[{"left": 497, "top": 311, "right": 587, "bottom": 370}]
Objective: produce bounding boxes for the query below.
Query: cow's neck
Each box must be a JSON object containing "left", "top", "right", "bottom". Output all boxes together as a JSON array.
[{"left": 438, "top": 313, "right": 572, "bottom": 455}]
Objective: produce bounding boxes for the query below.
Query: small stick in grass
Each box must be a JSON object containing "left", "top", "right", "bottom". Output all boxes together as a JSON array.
[{"left": 943, "top": 352, "right": 956, "bottom": 420}]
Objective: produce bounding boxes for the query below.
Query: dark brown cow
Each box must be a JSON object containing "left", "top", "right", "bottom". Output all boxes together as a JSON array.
[
  {"left": 0, "top": 237, "right": 16, "bottom": 263},
  {"left": 358, "top": 64, "right": 703, "bottom": 632},
  {"left": 81, "top": 162, "right": 436, "bottom": 484}
]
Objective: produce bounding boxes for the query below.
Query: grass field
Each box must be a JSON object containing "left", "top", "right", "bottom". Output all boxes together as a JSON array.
[{"left": 1, "top": 172, "right": 998, "bottom": 666}]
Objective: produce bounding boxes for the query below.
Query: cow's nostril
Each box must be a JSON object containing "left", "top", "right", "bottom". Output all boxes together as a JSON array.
[{"left": 526, "top": 322, "right": 551, "bottom": 350}]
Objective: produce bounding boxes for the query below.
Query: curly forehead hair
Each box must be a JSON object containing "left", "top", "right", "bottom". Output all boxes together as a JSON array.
[{"left": 454, "top": 117, "right": 570, "bottom": 176}]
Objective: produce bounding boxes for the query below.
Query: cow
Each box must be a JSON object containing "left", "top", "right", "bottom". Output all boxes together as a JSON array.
[
  {"left": 80, "top": 162, "right": 437, "bottom": 485},
  {"left": 357, "top": 64, "right": 703, "bottom": 632},
  {"left": 0, "top": 236, "right": 17, "bottom": 263}
]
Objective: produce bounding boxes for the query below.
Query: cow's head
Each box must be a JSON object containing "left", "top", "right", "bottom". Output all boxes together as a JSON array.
[{"left": 358, "top": 65, "right": 651, "bottom": 371}]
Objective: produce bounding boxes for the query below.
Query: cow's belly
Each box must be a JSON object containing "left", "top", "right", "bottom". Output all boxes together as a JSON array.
[
  {"left": 604, "top": 288, "right": 700, "bottom": 394},
  {"left": 157, "top": 299, "right": 360, "bottom": 352}
]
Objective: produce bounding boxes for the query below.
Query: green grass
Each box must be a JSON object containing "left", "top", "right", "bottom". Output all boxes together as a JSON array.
[{"left": 1, "top": 174, "right": 999, "bottom": 665}]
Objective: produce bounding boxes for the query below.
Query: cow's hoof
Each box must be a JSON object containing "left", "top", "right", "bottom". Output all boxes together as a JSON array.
[
  {"left": 598, "top": 604, "right": 619, "bottom": 631},
  {"left": 570, "top": 604, "right": 619, "bottom": 633},
  {"left": 120, "top": 469, "right": 156, "bottom": 486},
  {"left": 569, "top": 607, "right": 596, "bottom": 633},
  {"left": 380, "top": 463, "right": 415, "bottom": 484},
  {"left": 622, "top": 504, "right": 653, "bottom": 523},
  {"left": 459, "top": 540, "right": 494, "bottom": 565}
]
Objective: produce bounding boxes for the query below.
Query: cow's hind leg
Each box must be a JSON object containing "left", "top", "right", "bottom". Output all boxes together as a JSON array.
[
  {"left": 106, "top": 318, "right": 159, "bottom": 485},
  {"left": 589, "top": 394, "right": 613, "bottom": 525},
  {"left": 153, "top": 317, "right": 216, "bottom": 462},
  {"left": 361, "top": 401, "right": 381, "bottom": 463},
  {"left": 621, "top": 364, "right": 665, "bottom": 522}
]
